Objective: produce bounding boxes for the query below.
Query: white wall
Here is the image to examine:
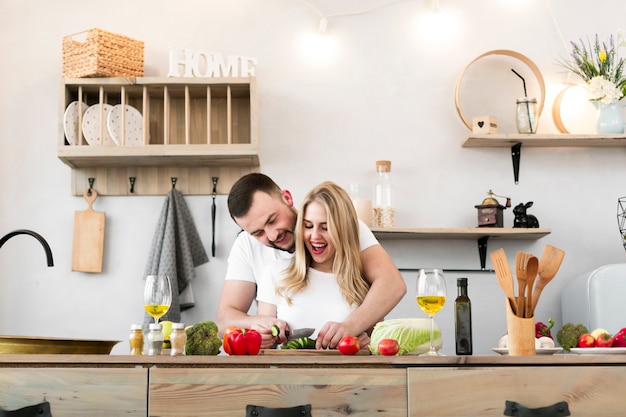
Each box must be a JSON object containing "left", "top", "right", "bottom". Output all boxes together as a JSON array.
[{"left": 1, "top": 0, "right": 625, "bottom": 355}]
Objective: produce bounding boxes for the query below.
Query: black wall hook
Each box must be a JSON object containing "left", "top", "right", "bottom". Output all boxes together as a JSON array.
[
  {"left": 88, "top": 178, "right": 95, "bottom": 196},
  {"left": 171, "top": 177, "right": 177, "bottom": 189},
  {"left": 129, "top": 177, "right": 136, "bottom": 193}
]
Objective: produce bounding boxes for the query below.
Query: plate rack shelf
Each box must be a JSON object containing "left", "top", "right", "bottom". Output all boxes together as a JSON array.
[{"left": 58, "top": 77, "right": 259, "bottom": 196}]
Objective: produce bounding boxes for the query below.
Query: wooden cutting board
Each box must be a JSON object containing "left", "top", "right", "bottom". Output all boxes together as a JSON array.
[
  {"left": 260, "top": 349, "right": 371, "bottom": 355},
  {"left": 72, "top": 189, "right": 105, "bottom": 273}
]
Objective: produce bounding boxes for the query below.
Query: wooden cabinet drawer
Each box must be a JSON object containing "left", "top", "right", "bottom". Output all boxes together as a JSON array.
[
  {"left": 149, "top": 367, "right": 407, "bottom": 417},
  {"left": 0, "top": 368, "right": 147, "bottom": 417},
  {"left": 408, "top": 366, "right": 626, "bottom": 416}
]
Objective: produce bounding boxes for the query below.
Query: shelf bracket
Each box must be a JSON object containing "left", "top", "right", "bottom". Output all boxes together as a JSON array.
[
  {"left": 511, "top": 143, "right": 522, "bottom": 184},
  {"left": 477, "top": 235, "right": 489, "bottom": 270}
]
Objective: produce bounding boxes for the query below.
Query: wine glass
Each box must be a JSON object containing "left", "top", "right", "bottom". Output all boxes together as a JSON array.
[
  {"left": 144, "top": 275, "right": 172, "bottom": 324},
  {"left": 416, "top": 268, "right": 447, "bottom": 356}
]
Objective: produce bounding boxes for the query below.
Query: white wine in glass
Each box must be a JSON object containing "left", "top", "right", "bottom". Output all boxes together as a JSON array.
[
  {"left": 144, "top": 275, "right": 172, "bottom": 324},
  {"left": 416, "top": 268, "right": 447, "bottom": 356}
]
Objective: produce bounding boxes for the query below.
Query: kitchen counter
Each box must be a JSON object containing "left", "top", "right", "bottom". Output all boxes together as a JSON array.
[
  {"left": 1, "top": 353, "right": 625, "bottom": 416},
  {"left": 2, "top": 352, "right": 626, "bottom": 366}
]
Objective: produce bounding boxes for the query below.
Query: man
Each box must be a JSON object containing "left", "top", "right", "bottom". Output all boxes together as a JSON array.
[{"left": 216, "top": 173, "right": 406, "bottom": 349}]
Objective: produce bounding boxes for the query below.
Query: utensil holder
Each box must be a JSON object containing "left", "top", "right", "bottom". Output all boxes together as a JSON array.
[{"left": 505, "top": 299, "right": 536, "bottom": 356}]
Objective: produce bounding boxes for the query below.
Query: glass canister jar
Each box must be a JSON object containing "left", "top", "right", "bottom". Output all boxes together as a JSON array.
[
  {"left": 515, "top": 97, "right": 538, "bottom": 133},
  {"left": 147, "top": 323, "right": 164, "bottom": 355},
  {"left": 129, "top": 324, "right": 144, "bottom": 355},
  {"left": 373, "top": 160, "right": 395, "bottom": 228},
  {"left": 170, "top": 323, "right": 187, "bottom": 356}
]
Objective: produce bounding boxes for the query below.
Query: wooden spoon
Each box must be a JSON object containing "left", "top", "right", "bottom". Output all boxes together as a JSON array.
[
  {"left": 490, "top": 248, "right": 517, "bottom": 315},
  {"left": 523, "top": 255, "right": 538, "bottom": 318},
  {"left": 529, "top": 245, "right": 565, "bottom": 317}
]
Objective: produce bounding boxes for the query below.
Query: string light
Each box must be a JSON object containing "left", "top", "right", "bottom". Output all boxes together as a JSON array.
[{"left": 299, "top": 0, "right": 414, "bottom": 60}]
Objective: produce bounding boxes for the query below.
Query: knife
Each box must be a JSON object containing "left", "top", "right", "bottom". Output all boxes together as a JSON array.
[
  {"left": 211, "top": 177, "right": 218, "bottom": 257},
  {"left": 285, "top": 328, "right": 315, "bottom": 341}
]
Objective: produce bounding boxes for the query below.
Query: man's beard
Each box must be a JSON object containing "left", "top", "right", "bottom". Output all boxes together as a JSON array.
[{"left": 270, "top": 230, "right": 295, "bottom": 253}]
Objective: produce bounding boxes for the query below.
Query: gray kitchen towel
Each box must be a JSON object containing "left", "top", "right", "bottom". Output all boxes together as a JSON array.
[{"left": 144, "top": 188, "right": 209, "bottom": 323}]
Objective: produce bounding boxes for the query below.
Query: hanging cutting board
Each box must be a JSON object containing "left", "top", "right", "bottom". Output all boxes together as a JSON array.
[{"left": 72, "top": 189, "right": 105, "bottom": 273}]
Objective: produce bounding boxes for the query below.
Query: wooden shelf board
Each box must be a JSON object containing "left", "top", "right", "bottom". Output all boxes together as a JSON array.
[
  {"left": 58, "top": 144, "right": 259, "bottom": 168},
  {"left": 462, "top": 134, "right": 626, "bottom": 148},
  {"left": 371, "top": 227, "right": 551, "bottom": 240}
]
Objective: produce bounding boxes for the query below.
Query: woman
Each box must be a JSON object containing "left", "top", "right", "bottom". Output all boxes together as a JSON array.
[{"left": 256, "top": 181, "right": 371, "bottom": 348}]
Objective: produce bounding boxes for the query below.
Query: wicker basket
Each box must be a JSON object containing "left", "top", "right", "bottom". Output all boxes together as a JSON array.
[{"left": 62, "top": 28, "right": 144, "bottom": 78}]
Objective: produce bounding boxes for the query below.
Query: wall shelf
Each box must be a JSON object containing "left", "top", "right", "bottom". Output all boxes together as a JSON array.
[
  {"left": 462, "top": 133, "right": 626, "bottom": 148},
  {"left": 462, "top": 134, "right": 626, "bottom": 184},
  {"left": 58, "top": 77, "right": 259, "bottom": 195},
  {"left": 371, "top": 227, "right": 551, "bottom": 272}
]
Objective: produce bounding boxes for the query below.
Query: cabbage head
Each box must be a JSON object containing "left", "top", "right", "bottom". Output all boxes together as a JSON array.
[{"left": 369, "top": 318, "right": 443, "bottom": 355}]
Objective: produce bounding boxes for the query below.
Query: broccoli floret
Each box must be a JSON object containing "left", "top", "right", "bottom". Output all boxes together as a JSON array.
[
  {"left": 184, "top": 321, "right": 221, "bottom": 355},
  {"left": 556, "top": 322, "right": 588, "bottom": 352}
]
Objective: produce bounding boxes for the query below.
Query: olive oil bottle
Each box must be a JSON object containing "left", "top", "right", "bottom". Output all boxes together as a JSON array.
[{"left": 454, "top": 278, "right": 473, "bottom": 355}]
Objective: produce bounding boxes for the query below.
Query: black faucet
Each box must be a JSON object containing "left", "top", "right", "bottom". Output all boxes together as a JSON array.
[{"left": 0, "top": 229, "right": 54, "bottom": 267}]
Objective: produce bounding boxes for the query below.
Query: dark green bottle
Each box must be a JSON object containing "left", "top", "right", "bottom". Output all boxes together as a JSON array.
[{"left": 455, "top": 278, "right": 473, "bottom": 355}]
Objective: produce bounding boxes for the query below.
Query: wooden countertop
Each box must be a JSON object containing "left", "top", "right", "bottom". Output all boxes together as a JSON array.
[{"left": 2, "top": 353, "right": 626, "bottom": 368}]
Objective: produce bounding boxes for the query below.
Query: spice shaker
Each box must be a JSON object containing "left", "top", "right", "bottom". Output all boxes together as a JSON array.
[
  {"left": 147, "top": 323, "right": 164, "bottom": 355},
  {"left": 170, "top": 323, "right": 187, "bottom": 356},
  {"left": 129, "top": 324, "right": 144, "bottom": 355}
]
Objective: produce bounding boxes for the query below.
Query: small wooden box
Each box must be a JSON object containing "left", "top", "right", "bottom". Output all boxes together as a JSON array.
[{"left": 472, "top": 116, "right": 498, "bottom": 134}]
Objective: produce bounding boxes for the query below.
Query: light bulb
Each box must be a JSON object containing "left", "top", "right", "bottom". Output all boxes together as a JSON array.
[
  {"left": 417, "top": 8, "right": 457, "bottom": 42},
  {"left": 300, "top": 18, "right": 336, "bottom": 62}
]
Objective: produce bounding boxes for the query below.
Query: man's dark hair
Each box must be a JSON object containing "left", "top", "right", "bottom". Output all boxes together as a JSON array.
[{"left": 227, "top": 173, "right": 282, "bottom": 219}]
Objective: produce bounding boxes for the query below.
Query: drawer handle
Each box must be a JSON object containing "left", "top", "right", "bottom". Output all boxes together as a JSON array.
[
  {"left": 0, "top": 401, "right": 51, "bottom": 417},
  {"left": 504, "top": 400, "right": 570, "bottom": 417},
  {"left": 246, "top": 404, "right": 312, "bottom": 417}
]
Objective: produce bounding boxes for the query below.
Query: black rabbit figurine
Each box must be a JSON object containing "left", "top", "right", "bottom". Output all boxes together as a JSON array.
[{"left": 513, "top": 202, "right": 540, "bottom": 228}]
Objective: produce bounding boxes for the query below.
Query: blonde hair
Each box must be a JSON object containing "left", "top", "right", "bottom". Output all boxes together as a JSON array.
[{"left": 275, "top": 181, "right": 369, "bottom": 306}]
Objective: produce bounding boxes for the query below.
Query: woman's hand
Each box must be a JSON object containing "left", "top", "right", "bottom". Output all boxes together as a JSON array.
[
  {"left": 252, "top": 318, "right": 289, "bottom": 348},
  {"left": 315, "top": 322, "right": 369, "bottom": 350}
]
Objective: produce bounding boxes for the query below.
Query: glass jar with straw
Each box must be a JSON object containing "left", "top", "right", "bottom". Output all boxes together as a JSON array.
[{"left": 512, "top": 69, "right": 538, "bottom": 133}]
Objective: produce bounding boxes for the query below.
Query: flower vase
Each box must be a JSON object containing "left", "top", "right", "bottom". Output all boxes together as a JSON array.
[{"left": 594, "top": 101, "right": 626, "bottom": 134}]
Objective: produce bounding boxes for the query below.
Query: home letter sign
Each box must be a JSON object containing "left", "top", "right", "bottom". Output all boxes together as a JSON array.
[{"left": 168, "top": 48, "right": 257, "bottom": 78}]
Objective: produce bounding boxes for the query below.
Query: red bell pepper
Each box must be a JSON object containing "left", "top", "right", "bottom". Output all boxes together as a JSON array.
[
  {"left": 223, "top": 327, "right": 262, "bottom": 355},
  {"left": 535, "top": 318, "right": 554, "bottom": 339}
]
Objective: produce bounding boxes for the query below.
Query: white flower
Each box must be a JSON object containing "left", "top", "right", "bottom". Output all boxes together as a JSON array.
[{"left": 588, "top": 75, "right": 624, "bottom": 104}]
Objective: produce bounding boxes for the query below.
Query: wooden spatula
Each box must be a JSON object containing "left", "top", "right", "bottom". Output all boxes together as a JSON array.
[
  {"left": 490, "top": 248, "right": 517, "bottom": 316},
  {"left": 523, "top": 255, "right": 538, "bottom": 318},
  {"left": 515, "top": 252, "right": 532, "bottom": 318},
  {"left": 72, "top": 189, "right": 105, "bottom": 273},
  {"left": 528, "top": 244, "right": 565, "bottom": 317}
]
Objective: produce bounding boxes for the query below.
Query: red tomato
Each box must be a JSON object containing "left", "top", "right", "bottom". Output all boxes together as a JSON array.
[
  {"left": 337, "top": 336, "right": 360, "bottom": 355},
  {"left": 577, "top": 333, "right": 596, "bottom": 348},
  {"left": 614, "top": 328, "right": 626, "bottom": 347},
  {"left": 377, "top": 339, "right": 400, "bottom": 356},
  {"left": 595, "top": 332, "right": 614, "bottom": 348}
]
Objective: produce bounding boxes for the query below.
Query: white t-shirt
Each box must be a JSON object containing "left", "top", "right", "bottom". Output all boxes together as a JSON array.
[
  {"left": 225, "top": 220, "right": 378, "bottom": 284},
  {"left": 256, "top": 261, "right": 356, "bottom": 338}
]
